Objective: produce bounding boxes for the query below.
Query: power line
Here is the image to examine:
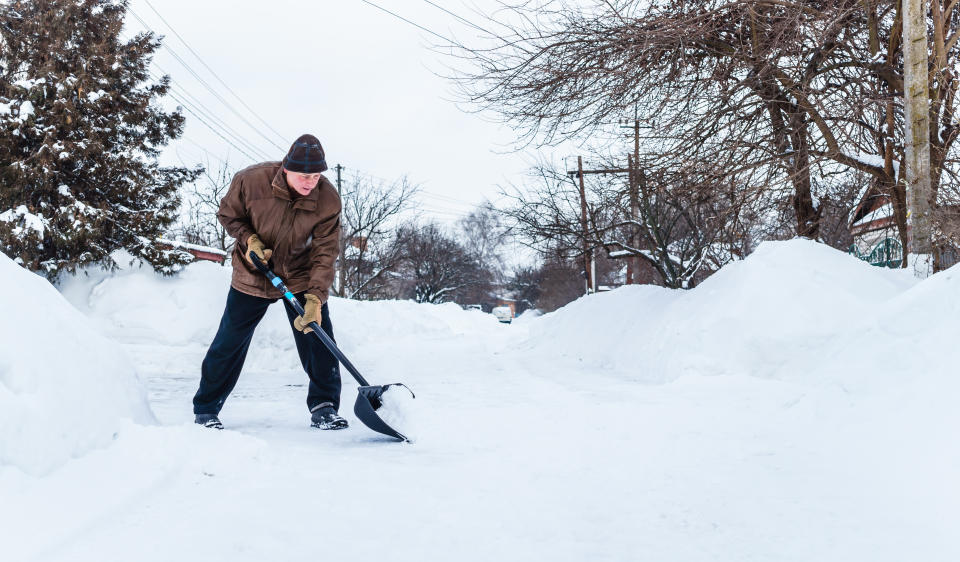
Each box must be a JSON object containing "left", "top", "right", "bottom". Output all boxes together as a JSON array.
[
  {"left": 141, "top": 0, "right": 289, "bottom": 147},
  {"left": 167, "top": 89, "right": 261, "bottom": 163},
  {"left": 123, "top": 32, "right": 274, "bottom": 162},
  {"left": 128, "top": 7, "right": 286, "bottom": 154},
  {"left": 420, "top": 0, "right": 496, "bottom": 37},
  {"left": 357, "top": 0, "right": 459, "bottom": 45},
  {"left": 164, "top": 83, "right": 270, "bottom": 162},
  {"left": 154, "top": 67, "right": 274, "bottom": 161},
  {"left": 178, "top": 138, "right": 232, "bottom": 169}
]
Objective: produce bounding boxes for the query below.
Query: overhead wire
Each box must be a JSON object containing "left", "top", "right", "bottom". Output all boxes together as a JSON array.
[
  {"left": 127, "top": 6, "right": 286, "bottom": 154},
  {"left": 141, "top": 0, "right": 289, "bottom": 147},
  {"left": 119, "top": 27, "right": 271, "bottom": 163},
  {"left": 151, "top": 66, "right": 274, "bottom": 161},
  {"left": 165, "top": 87, "right": 261, "bottom": 163},
  {"left": 129, "top": 2, "right": 491, "bottom": 224},
  {"left": 118, "top": 18, "right": 276, "bottom": 163},
  {"left": 2, "top": 3, "right": 484, "bottom": 226},
  {"left": 357, "top": 0, "right": 460, "bottom": 45},
  {"left": 420, "top": 0, "right": 497, "bottom": 37}
]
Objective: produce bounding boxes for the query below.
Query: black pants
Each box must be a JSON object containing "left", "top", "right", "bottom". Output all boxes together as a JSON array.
[{"left": 193, "top": 287, "right": 341, "bottom": 415}]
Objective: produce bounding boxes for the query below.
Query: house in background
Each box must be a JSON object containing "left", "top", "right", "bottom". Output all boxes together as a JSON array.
[
  {"left": 848, "top": 185, "right": 960, "bottom": 269},
  {"left": 847, "top": 186, "right": 903, "bottom": 268},
  {"left": 158, "top": 239, "right": 228, "bottom": 264}
]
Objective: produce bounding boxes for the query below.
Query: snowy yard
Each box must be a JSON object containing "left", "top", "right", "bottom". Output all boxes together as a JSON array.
[{"left": 2, "top": 239, "right": 958, "bottom": 561}]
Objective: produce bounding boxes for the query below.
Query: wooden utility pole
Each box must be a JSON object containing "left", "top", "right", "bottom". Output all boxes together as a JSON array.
[
  {"left": 576, "top": 156, "right": 593, "bottom": 294},
  {"left": 628, "top": 115, "right": 641, "bottom": 284},
  {"left": 627, "top": 154, "right": 639, "bottom": 284},
  {"left": 903, "top": 0, "right": 932, "bottom": 260},
  {"left": 567, "top": 112, "right": 647, "bottom": 290},
  {"left": 335, "top": 164, "right": 346, "bottom": 296}
]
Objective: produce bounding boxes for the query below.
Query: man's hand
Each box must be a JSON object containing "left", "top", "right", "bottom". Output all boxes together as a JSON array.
[
  {"left": 293, "top": 294, "right": 322, "bottom": 333},
  {"left": 244, "top": 233, "right": 273, "bottom": 265}
]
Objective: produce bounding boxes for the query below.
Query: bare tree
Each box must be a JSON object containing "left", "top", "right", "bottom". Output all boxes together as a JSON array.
[
  {"left": 456, "top": 0, "right": 960, "bottom": 270},
  {"left": 456, "top": 0, "right": 863, "bottom": 239},
  {"left": 397, "top": 222, "right": 487, "bottom": 304},
  {"left": 456, "top": 202, "right": 511, "bottom": 281},
  {"left": 500, "top": 156, "right": 762, "bottom": 288},
  {"left": 177, "top": 159, "right": 233, "bottom": 257},
  {"left": 507, "top": 264, "right": 543, "bottom": 313},
  {"left": 337, "top": 173, "right": 419, "bottom": 299},
  {"left": 535, "top": 256, "right": 588, "bottom": 312}
]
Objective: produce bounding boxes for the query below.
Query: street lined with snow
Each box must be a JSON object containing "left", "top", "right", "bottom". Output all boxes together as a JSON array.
[{"left": 2, "top": 240, "right": 958, "bottom": 561}]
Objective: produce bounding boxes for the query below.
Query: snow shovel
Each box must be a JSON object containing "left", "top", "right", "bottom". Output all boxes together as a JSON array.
[{"left": 250, "top": 254, "right": 415, "bottom": 442}]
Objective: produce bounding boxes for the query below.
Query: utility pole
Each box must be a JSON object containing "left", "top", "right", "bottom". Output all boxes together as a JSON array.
[
  {"left": 576, "top": 156, "right": 593, "bottom": 294},
  {"left": 567, "top": 158, "right": 633, "bottom": 293},
  {"left": 334, "top": 164, "right": 346, "bottom": 296},
  {"left": 627, "top": 154, "right": 639, "bottom": 284},
  {"left": 620, "top": 110, "right": 642, "bottom": 284},
  {"left": 565, "top": 111, "right": 649, "bottom": 291},
  {"left": 903, "top": 0, "right": 932, "bottom": 265}
]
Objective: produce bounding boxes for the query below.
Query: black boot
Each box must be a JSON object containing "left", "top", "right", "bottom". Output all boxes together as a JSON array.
[
  {"left": 310, "top": 403, "right": 348, "bottom": 430},
  {"left": 195, "top": 413, "right": 223, "bottom": 430}
]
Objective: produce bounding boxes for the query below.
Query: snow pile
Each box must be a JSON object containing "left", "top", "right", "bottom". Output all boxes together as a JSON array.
[
  {"left": 524, "top": 239, "right": 917, "bottom": 383},
  {"left": 58, "top": 254, "right": 234, "bottom": 347},
  {"left": 0, "top": 252, "right": 155, "bottom": 475},
  {"left": 838, "top": 260, "right": 960, "bottom": 390},
  {"left": 59, "top": 260, "right": 501, "bottom": 379}
]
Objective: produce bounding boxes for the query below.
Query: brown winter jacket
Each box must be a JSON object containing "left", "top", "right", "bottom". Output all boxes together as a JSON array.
[{"left": 218, "top": 162, "right": 341, "bottom": 302}]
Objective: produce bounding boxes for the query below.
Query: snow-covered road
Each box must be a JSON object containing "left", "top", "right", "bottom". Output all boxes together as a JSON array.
[{"left": 3, "top": 241, "right": 958, "bottom": 561}]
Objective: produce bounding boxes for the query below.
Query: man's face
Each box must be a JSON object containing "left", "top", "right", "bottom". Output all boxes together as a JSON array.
[{"left": 284, "top": 168, "right": 322, "bottom": 196}]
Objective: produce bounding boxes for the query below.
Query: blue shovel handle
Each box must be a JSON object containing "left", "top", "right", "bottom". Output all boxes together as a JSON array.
[{"left": 250, "top": 253, "right": 371, "bottom": 387}]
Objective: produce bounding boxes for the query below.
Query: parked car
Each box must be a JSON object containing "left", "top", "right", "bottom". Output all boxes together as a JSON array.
[{"left": 491, "top": 306, "right": 513, "bottom": 324}]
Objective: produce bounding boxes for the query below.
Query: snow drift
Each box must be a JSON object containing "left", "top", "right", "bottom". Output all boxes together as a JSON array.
[
  {"left": 524, "top": 239, "right": 919, "bottom": 383},
  {"left": 0, "top": 252, "right": 155, "bottom": 475},
  {"left": 58, "top": 257, "right": 501, "bottom": 378}
]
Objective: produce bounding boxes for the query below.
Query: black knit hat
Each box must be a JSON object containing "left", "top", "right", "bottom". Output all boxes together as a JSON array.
[{"left": 282, "top": 134, "right": 327, "bottom": 173}]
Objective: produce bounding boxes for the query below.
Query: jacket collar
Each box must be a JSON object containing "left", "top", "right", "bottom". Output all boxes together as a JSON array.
[{"left": 272, "top": 165, "right": 319, "bottom": 210}]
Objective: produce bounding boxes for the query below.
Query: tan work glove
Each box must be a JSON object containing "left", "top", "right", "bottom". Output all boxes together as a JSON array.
[
  {"left": 293, "top": 294, "right": 322, "bottom": 333},
  {"left": 244, "top": 233, "right": 273, "bottom": 265}
]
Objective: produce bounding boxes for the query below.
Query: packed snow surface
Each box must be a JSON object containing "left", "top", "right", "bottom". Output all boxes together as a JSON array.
[{"left": 2, "top": 239, "right": 958, "bottom": 561}]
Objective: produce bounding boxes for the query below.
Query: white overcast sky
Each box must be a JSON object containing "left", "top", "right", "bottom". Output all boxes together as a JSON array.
[{"left": 122, "top": 0, "right": 562, "bottom": 224}]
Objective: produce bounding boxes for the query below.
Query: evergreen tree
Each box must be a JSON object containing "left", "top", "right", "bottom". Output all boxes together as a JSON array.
[{"left": 0, "top": 0, "right": 201, "bottom": 279}]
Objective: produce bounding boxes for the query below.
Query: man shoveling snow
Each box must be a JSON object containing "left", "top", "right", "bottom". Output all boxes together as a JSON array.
[{"left": 192, "top": 134, "right": 348, "bottom": 431}]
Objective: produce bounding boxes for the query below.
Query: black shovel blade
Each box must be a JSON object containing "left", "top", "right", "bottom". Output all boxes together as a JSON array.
[{"left": 353, "top": 384, "right": 414, "bottom": 442}]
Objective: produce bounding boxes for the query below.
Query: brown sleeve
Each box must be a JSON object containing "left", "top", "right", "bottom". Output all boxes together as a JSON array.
[
  {"left": 217, "top": 173, "right": 255, "bottom": 251},
  {"left": 308, "top": 208, "right": 341, "bottom": 303}
]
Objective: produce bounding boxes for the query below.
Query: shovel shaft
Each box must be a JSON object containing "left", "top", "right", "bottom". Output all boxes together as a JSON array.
[{"left": 250, "top": 254, "right": 370, "bottom": 387}]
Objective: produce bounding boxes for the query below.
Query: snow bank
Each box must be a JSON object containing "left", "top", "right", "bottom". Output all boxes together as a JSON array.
[
  {"left": 524, "top": 239, "right": 918, "bottom": 383},
  {"left": 0, "top": 253, "right": 155, "bottom": 475},
  {"left": 838, "top": 261, "right": 960, "bottom": 391},
  {"left": 59, "top": 259, "right": 501, "bottom": 377},
  {"left": 58, "top": 255, "right": 234, "bottom": 347}
]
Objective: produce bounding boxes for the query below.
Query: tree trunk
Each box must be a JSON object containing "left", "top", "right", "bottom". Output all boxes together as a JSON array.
[
  {"left": 788, "top": 115, "right": 820, "bottom": 239},
  {"left": 903, "top": 0, "right": 933, "bottom": 258}
]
